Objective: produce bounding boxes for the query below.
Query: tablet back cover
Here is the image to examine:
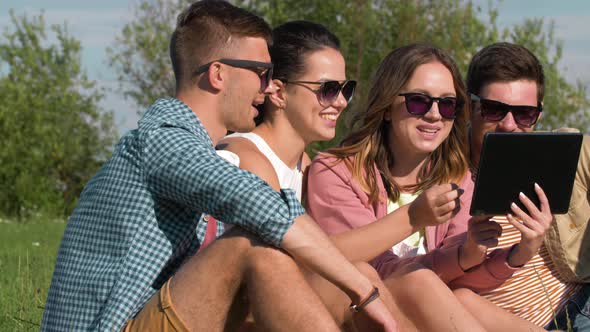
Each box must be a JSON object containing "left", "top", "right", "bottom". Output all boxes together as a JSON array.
[{"left": 470, "top": 132, "right": 582, "bottom": 216}]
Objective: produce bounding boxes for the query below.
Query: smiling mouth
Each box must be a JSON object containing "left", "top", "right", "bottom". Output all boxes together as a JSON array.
[
  {"left": 418, "top": 127, "right": 439, "bottom": 134},
  {"left": 320, "top": 114, "right": 338, "bottom": 121}
]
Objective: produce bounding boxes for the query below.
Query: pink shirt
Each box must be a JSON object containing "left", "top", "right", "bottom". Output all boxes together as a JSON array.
[{"left": 306, "top": 154, "right": 518, "bottom": 292}]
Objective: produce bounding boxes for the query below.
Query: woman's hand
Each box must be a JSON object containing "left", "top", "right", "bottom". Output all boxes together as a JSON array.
[
  {"left": 459, "top": 215, "right": 501, "bottom": 270},
  {"left": 506, "top": 183, "right": 554, "bottom": 267},
  {"left": 408, "top": 183, "right": 464, "bottom": 230}
]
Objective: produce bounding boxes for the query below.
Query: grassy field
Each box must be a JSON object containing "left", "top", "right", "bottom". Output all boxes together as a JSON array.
[{"left": 0, "top": 219, "right": 65, "bottom": 331}]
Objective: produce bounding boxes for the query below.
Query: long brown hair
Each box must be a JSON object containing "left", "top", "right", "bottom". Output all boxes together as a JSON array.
[{"left": 325, "top": 43, "right": 469, "bottom": 204}]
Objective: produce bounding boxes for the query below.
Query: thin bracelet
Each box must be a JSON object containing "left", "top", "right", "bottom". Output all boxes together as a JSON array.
[{"left": 349, "top": 287, "right": 380, "bottom": 313}]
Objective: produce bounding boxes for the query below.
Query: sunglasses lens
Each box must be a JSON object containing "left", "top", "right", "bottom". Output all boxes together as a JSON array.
[
  {"left": 513, "top": 107, "right": 541, "bottom": 126},
  {"left": 480, "top": 100, "right": 508, "bottom": 121},
  {"left": 257, "top": 68, "right": 272, "bottom": 91},
  {"left": 438, "top": 98, "right": 458, "bottom": 119},
  {"left": 319, "top": 81, "right": 342, "bottom": 105},
  {"left": 259, "top": 75, "right": 267, "bottom": 91},
  {"left": 405, "top": 94, "right": 431, "bottom": 115},
  {"left": 341, "top": 81, "right": 356, "bottom": 102},
  {"left": 266, "top": 67, "right": 273, "bottom": 89}
]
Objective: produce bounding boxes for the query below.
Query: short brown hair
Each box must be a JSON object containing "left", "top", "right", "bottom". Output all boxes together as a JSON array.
[
  {"left": 466, "top": 42, "right": 545, "bottom": 101},
  {"left": 170, "top": 0, "right": 272, "bottom": 90}
]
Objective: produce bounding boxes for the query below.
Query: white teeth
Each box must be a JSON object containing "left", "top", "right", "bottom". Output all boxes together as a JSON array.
[
  {"left": 320, "top": 114, "right": 338, "bottom": 121},
  {"left": 420, "top": 128, "right": 437, "bottom": 133}
]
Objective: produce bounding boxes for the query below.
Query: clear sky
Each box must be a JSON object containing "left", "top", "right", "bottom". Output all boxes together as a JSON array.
[{"left": 2, "top": 0, "right": 590, "bottom": 136}]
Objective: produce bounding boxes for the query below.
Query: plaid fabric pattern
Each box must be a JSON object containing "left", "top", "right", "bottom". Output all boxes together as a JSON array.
[{"left": 41, "top": 98, "right": 303, "bottom": 331}]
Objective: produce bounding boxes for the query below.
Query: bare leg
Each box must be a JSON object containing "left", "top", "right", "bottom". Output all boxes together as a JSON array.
[
  {"left": 170, "top": 227, "right": 339, "bottom": 332},
  {"left": 384, "top": 264, "right": 486, "bottom": 332},
  {"left": 453, "top": 288, "right": 544, "bottom": 332},
  {"left": 305, "top": 261, "right": 411, "bottom": 331}
]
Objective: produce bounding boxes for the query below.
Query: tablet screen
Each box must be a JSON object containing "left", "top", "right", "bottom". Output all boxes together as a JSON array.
[{"left": 470, "top": 132, "right": 582, "bottom": 216}]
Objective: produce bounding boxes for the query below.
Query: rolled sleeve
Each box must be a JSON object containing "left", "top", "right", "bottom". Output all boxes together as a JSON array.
[
  {"left": 483, "top": 247, "right": 520, "bottom": 280},
  {"left": 448, "top": 247, "right": 519, "bottom": 293},
  {"left": 259, "top": 189, "right": 305, "bottom": 247}
]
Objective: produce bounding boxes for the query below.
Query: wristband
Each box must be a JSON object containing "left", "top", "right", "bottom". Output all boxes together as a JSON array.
[{"left": 349, "top": 287, "right": 380, "bottom": 313}]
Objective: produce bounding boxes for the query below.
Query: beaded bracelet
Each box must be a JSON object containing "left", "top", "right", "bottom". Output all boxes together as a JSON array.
[{"left": 349, "top": 287, "right": 380, "bottom": 313}]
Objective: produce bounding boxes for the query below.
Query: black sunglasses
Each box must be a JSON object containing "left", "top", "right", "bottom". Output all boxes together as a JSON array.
[
  {"left": 470, "top": 93, "right": 542, "bottom": 127},
  {"left": 398, "top": 92, "right": 461, "bottom": 119},
  {"left": 195, "top": 59, "right": 273, "bottom": 91},
  {"left": 282, "top": 80, "right": 357, "bottom": 107}
]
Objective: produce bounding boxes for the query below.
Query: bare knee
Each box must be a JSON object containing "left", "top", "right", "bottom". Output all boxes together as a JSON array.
[
  {"left": 353, "top": 261, "right": 381, "bottom": 284},
  {"left": 385, "top": 266, "right": 446, "bottom": 305},
  {"left": 244, "top": 244, "right": 297, "bottom": 277},
  {"left": 395, "top": 265, "right": 441, "bottom": 290},
  {"left": 452, "top": 288, "right": 478, "bottom": 306}
]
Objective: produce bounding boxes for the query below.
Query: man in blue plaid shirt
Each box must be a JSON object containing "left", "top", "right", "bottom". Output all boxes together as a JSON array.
[{"left": 41, "top": 1, "right": 396, "bottom": 331}]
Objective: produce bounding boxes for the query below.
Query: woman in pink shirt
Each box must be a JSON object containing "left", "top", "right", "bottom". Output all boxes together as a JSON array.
[{"left": 306, "top": 44, "right": 543, "bottom": 331}]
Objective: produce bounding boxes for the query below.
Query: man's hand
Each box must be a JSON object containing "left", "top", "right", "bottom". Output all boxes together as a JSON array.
[
  {"left": 506, "top": 183, "right": 554, "bottom": 267},
  {"left": 459, "top": 215, "right": 501, "bottom": 270},
  {"left": 408, "top": 183, "right": 464, "bottom": 230},
  {"left": 354, "top": 297, "right": 398, "bottom": 332}
]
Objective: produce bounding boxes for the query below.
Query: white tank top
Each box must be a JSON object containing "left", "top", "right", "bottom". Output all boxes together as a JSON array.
[{"left": 225, "top": 132, "right": 304, "bottom": 201}]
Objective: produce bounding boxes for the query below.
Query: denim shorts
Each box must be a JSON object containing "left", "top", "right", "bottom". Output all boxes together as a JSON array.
[{"left": 546, "top": 283, "right": 590, "bottom": 331}]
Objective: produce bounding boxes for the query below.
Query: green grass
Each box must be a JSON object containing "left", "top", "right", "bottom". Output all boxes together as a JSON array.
[{"left": 0, "top": 219, "right": 65, "bottom": 331}]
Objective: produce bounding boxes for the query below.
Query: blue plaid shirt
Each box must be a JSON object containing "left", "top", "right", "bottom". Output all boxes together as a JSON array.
[{"left": 42, "top": 98, "right": 304, "bottom": 331}]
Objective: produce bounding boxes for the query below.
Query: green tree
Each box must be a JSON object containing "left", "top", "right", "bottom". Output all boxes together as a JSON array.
[
  {"left": 108, "top": 0, "right": 191, "bottom": 111},
  {"left": 507, "top": 18, "right": 590, "bottom": 130},
  {"left": 109, "top": 0, "right": 590, "bottom": 140},
  {"left": 0, "top": 11, "right": 116, "bottom": 219}
]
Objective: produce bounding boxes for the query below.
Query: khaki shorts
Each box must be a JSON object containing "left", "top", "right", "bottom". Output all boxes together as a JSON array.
[{"left": 123, "top": 279, "right": 190, "bottom": 332}]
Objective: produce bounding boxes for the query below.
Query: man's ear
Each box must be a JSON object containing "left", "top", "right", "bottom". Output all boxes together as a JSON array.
[
  {"left": 207, "top": 62, "right": 225, "bottom": 90},
  {"left": 267, "top": 79, "right": 287, "bottom": 109}
]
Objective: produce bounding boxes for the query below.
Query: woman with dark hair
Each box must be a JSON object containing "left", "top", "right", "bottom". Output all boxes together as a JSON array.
[
  {"left": 218, "top": 20, "right": 397, "bottom": 331},
  {"left": 221, "top": 20, "right": 356, "bottom": 201},
  {"left": 306, "top": 43, "right": 544, "bottom": 331}
]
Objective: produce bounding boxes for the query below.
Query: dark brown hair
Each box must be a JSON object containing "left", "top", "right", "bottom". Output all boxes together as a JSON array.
[
  {"left": 326, "top": 43, "right": 469, "bottom": 203},
  {"left": 270, "top": 20, "right": 340, "bottom": 82},
  {"left": 170, "top": 0, "right": 272, "bottom": 91},
  {"left": 256, "top": 20, "right": 341, "bottom": 123},
  {"left": 466, "top": 42, "right": 544, "bottom": 100}
]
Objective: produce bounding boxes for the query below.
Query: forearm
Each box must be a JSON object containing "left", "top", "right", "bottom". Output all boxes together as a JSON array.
[
  {"left": 330, "top": 204, "right": 415, "bottom": 262},
  {"left": 281, "top": 214, "right": 374, "bottom": 303},
  {"left": 507, "top": 243, "right": 537, "bottom": 267}
]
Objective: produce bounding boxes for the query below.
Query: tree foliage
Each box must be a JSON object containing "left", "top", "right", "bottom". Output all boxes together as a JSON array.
[
  {"left": 0, "top": 11, "right": 116, "bottom": 219},
  {"left": 107, "top": 0, "right": 190, "bottom": 111},
  {"left": 109, "top": 0, "right": 590, "bottom": 141}
]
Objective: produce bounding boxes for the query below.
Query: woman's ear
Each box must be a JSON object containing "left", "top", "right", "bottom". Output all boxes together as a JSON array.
[{"left": 268, "top": 79, "right": 287, "bottom": 109}]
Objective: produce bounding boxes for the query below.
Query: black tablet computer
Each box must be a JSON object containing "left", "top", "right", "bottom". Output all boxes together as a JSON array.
[{"left": 470, "top": 132, "right": 583, "bottom": 216}]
